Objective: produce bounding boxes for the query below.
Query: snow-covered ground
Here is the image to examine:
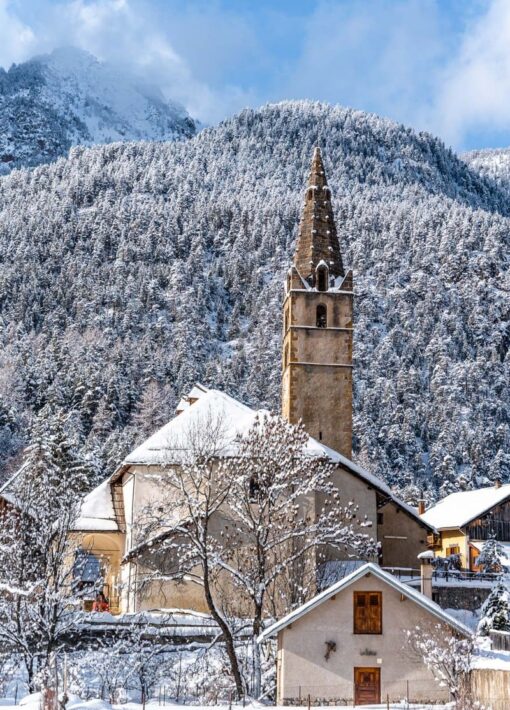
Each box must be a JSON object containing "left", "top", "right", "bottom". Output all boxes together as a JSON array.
[{"left": 0, "top": 698, "right": 454, "bottom": 710}]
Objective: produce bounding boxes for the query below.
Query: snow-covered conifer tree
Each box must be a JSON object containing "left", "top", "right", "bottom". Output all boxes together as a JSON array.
[
  {"left": 477, "top": 535, "right": 505, "bottom": 573},
  {"left": 0, "top": 406, "right": 91, "bottom": 690},
  {"left": 478, "top": 580, "right": 510, "bottom": 635}
]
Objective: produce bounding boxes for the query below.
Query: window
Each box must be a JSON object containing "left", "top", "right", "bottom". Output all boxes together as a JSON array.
[
  {"left": 353, "top": 591, "right": 382, "bottom": 634},
  {"left": 317, "top": 265, "right": 328, "bottom": 292},
  {"left": 377, "top": 513, "right": 384, "bottom": 525},
  {"left": 316, "top": 304, "right": 327, "bottom": 328},
  {"left": 447, "top": 545, "right": 460, "bottom": 556},
  {"left": 249, "top": 477, "right": 260, "bottom": 501}
]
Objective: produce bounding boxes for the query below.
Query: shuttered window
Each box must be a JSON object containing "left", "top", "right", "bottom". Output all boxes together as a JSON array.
[{"left": 353, "top": 591, "right": 382, "bottom": 634}]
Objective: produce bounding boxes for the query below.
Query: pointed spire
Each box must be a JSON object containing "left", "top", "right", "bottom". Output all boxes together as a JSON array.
[{"left": 293, "top": 147, "right": 344, "bottom": 283}]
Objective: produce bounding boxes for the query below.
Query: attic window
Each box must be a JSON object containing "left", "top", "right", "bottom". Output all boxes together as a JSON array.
[
  {"left": 249, "top": 477, "right": 260, "bottom": 502},
  {"left": 353, "top": 591, "right": 382, "bottom": 634}
]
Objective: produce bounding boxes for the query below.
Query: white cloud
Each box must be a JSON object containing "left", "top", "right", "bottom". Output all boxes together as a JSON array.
[
  {"left": 0, "top": 0, "right": 255, "bottom": 124},
  {"left": 432, "top": 0, "right": 510, "bottom": 147},
  {"left": 281, "top": 0, "right": 448, "bottom": 130},
  {"left": 0, "top": 0, "right": 37, "bottom": 68}
]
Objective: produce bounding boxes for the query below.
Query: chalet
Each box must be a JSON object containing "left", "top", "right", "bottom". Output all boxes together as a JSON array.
[
  {"left": 258, "top": 561, "right": 471, "bottom": 706},
  {"left": 421, "top": 482, "right": 510, "bottom": 571}
]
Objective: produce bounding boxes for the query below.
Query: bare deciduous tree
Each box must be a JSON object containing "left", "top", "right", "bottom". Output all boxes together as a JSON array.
[
  {"left": 135, "top": 410, "right": 375, "bottom": 698},
  {"left": 406, "top": 623, "right": 475, "bottom": 708}
]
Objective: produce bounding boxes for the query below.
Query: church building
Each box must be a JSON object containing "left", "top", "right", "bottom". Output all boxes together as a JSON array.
[{"left": 70, "top": 148, "right": 434, "bottom": 614}]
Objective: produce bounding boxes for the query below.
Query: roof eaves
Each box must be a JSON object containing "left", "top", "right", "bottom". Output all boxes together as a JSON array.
[
  {"left": 257, "top": 562, "right": 471, "bottom": 642},
  {"left": 0, "top": 461, "right": 29, "bottom": 496},
  {"left": 459, "top": 492, "right": 510, "bottom": 528}
]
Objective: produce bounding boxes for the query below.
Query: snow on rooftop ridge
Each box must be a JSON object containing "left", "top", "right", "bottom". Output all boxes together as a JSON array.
[
  {"left": 258, "top": 561, "right": 472, "bottom": 642},
  {"left": 421, "top": 483, "right": 510, "bottom": 530},
  {"left": 175, "top": 383, "right": 209, "bottom": 414},
  {"left": 124, "top": 388, "right": 261, "bottom": 465},
  {"left": 120, "top": 386, "right": 430, "bottom": 529}
]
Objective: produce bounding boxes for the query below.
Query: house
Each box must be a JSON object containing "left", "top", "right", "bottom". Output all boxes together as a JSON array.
[
  {"left": 421, "top": 482, "right": 510, "bottom": 571},
  {"left": 258, "top": 561, "right": 471, "bottom": 706}
]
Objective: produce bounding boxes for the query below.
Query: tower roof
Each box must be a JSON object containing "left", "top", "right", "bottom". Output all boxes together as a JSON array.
[{"left": 293, "top": 147, "right": 344, "bottom": 282}]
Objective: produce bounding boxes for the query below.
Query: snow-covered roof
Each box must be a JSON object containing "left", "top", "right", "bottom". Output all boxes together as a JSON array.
[
  {"left": 0, "top": 462, "right": 29, "bottom": 499},
  {"left": 421, "top": 484, "right": 510, "bottom": 531},
  {"left": 120, "top": 386, "right": 431, "bottom": 529},
  {"left": 73, "top": 479, "right": 119, "bottom": 532},
  {"left": 258, "top": 562, "right": 472, "bottom": 642}
]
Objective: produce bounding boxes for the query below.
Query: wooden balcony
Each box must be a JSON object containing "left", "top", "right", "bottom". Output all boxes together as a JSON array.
[{"left": 426, "top": 533, "right": 441, "bottom": 548}]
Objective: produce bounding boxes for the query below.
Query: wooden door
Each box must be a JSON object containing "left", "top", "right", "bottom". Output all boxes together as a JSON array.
[{"left": 354, "top": 667, "right": 381, "bottom": 705}]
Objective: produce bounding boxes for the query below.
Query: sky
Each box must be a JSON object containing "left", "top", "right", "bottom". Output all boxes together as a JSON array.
[{"left": 3, "top": 0, "right": 510, "bottom": 151}]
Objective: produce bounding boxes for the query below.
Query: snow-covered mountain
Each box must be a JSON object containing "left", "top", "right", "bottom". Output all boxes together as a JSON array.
[
  {"left": 463, "top": 147, "right": 510, "bottom": 195},
  {"left": 0, "top": 47, "right": 196, "bottom": 173},
  {"left": 0, "top": 101, "right": 508, "bottom": 501}
]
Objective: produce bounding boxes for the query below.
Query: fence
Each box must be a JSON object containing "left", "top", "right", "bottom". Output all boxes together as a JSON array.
[
  {"left": 470, "top": 668, "right": 510, "bottom": 710},
  {"left": 489, "top": 629, "right": 510, "bottom": 652},
  {"left": 432, "top": 569, "right": 499, "bottom": 584},
  {"left": 281, "top": 679, "right": 450, "bottom": 707}
]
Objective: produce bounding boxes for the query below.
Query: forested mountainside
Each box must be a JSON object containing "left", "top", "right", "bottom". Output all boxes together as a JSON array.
[
  {"left": 0, "top": 101, "right": 509, "bottom": 502},
  {"left": 464, "top": 148, "right": 510, "bottom": 196},
  {"left": 0, "top": 47, "right": 196, "bottom": 174}
]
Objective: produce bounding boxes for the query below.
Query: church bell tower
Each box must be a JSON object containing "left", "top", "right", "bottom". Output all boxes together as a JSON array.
[{"left": 282, "top": 148, "right": 353, "bottom": 458}]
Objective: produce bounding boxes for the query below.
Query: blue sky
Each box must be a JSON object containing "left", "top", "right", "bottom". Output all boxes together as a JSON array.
[{"left": 2, "top": 0, "right": 510, "bottom": 151}]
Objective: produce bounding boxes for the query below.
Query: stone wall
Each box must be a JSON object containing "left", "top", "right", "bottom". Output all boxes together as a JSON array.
[{"left": 432, "top": 583, "right": 490, "bottom": 610}]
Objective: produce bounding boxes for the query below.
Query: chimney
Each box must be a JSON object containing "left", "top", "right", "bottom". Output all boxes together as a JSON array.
[
  {"left": 495, "top": 479, "right": 501, "bottom": 490},
  {"left": 418, "top": 500, "right": 426, "bottom": 515},
  {"left": 417, "top": 551, "right": 434, "bottom": 599}
]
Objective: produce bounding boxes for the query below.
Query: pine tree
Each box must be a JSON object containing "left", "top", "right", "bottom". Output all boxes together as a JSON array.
[
  {"left": 478, "top": 580, "right": 510, "bottom": 635},
  {"left": 477, "top": 535, "right": 505, "bottom": 573},
  {"left": 0, "top": 406, "right": 91, "bottom": 690}
]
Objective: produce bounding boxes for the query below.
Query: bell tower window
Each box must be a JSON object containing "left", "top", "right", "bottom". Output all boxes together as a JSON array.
[
  {"left": 316, "top": 263, "right": 329, "bottom": 292},
  {"left": 316, "top": 304, "right": 327, "bottom": 328}
]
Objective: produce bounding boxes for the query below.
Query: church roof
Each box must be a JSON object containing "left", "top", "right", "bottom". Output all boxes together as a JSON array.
[
  {"left": 293, "top": 147, "right": 345, "bottom": 282},
  {"left": 421, "top": 484, "right": 510, "bottom": 531},
  {"left": 257, "top": 561, "right": 472, "bottom": 641},
  {"left": 115, "top": 385, "right": 433, "bottom": 531}
]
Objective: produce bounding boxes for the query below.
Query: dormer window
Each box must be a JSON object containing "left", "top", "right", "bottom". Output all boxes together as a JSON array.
[
  {"left": 316, "top": 262, "right": 329, "bottom": 292},
  {"left": 316, "top": 304, "right": 327, "bottom": 328}
]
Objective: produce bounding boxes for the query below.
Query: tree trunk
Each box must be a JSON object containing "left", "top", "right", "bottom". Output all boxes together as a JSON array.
[
  {"left": 252, "top": 604, "right": 263, "bottom": 698},
  {"left": 202, "top": 559, "right": 244, "bottom": 698}
]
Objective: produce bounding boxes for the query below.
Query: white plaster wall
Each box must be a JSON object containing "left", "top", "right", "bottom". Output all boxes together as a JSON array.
[{"left": 279, "top": 571, "right": 451, "bottom": 703}]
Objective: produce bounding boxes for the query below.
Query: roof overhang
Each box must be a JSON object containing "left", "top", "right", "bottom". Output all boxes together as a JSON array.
[{"left": 258, "top": 562, "right": 472, "bottom": 642}]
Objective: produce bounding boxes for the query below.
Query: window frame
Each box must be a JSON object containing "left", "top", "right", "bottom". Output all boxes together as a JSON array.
[
  {"left": 316, "top": 303, "right": 327, "bottom": 328},
  {"left": 353, "top": 591, "right": 383, "bottom": 635}
]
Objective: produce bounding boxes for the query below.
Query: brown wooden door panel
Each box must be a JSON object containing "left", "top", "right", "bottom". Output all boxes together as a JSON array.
[{"left": 354, "top": 667, "right": 381, "bottom": 705}]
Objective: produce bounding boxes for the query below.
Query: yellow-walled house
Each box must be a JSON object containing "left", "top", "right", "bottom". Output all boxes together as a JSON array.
[{"left": 420, "top": 483, "right": 510, "bottom": 571}]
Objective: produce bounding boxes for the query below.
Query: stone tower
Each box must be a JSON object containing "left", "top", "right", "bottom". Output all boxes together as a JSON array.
[{"left": 282, "top": 147, "right": 353, "bottom": 458}]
